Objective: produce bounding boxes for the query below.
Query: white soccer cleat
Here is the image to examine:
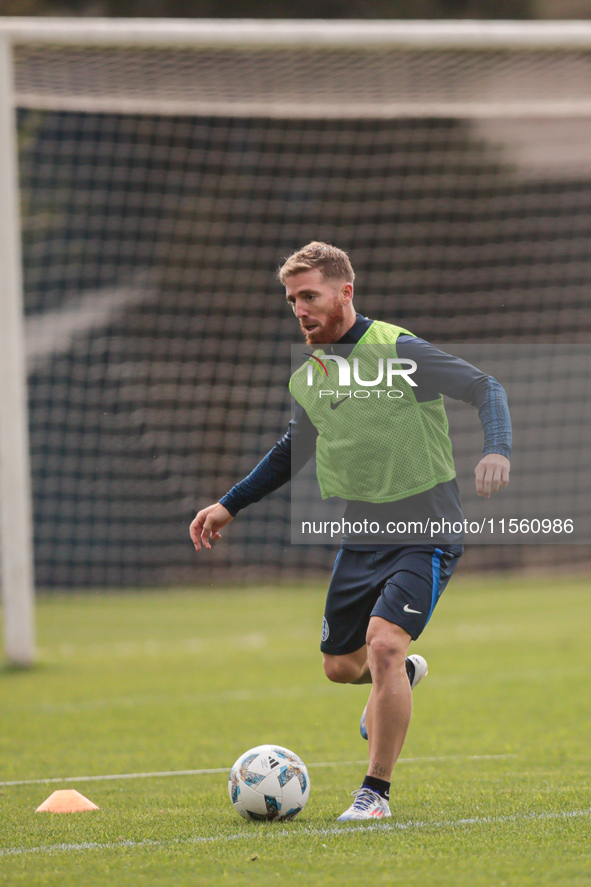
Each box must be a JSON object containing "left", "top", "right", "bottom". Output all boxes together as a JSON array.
[
  {"left": 359, "top": 654, "right": 428, "bottom": 740},
  {"left": 337, "top": 787, "right": 391, "bottom": 822},
  {"left": 406, "top": 653, "right": 429, "bottom": 689}
]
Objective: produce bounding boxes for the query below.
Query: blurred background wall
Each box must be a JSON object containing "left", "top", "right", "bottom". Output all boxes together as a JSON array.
[{"left": 3, "top": 0, "right": 591, "bottom": 20}]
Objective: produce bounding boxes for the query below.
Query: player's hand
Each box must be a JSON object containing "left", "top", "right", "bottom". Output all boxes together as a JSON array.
[
  {"left": 190, "top": 503, "right": 233, "bottom": 552},
  {"left": 474, "top": 454, "right": 510, "bottom": 498}
]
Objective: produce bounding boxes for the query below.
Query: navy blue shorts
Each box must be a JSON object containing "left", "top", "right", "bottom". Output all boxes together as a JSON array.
[{"left": 320, "top": 545, "right": 462, "bottom": 655}]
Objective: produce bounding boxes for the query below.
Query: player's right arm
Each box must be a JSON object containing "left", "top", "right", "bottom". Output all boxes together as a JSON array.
[{"left": 190, "top": 502, "right": 233, "bottom": 552}]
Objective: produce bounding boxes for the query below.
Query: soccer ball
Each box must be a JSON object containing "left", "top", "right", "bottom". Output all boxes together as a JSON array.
[{"left": 228, "top": 744, "right": 310, "bottom": 821}]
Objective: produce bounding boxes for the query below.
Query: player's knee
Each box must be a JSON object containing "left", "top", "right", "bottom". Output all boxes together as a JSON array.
[
  {"left": 366, "top": 624, "right": 409, "bottom": 671},
  {"left": 322, "top": 654, "right": 360, "bottom": 684}
]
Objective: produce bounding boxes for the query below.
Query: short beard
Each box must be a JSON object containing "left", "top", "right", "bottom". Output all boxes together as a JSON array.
[{"left": 303, "top": 300, "right": 345, "bottom": 345}]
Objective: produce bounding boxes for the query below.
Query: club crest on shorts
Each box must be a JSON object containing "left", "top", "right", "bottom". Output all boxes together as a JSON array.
[{"left": 322, "top": 617, "right": 330, "bottom": 642}]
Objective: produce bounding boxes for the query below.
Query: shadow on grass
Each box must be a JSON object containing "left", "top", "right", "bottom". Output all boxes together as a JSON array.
[{"left": 0, "top": 661, "right": 49, "bottom": 677}]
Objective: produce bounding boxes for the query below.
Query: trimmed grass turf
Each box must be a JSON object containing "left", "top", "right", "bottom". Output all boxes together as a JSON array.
[{"left": 1, "top": 573, "right": 591, "bottom": 886}]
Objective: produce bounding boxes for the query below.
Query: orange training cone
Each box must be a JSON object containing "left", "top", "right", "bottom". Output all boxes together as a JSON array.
[{"left": 36, "top": 789, "right": 99, "bottom": 813}]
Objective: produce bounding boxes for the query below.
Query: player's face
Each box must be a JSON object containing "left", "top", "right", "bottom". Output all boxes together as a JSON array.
[{"left": 284, "top": 269, "right": 353, "bottom": 345}]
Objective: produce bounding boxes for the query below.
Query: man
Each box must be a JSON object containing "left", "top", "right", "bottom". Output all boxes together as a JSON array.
[{"left": 190, "top": 242, "right": 511, "bottom": 822}]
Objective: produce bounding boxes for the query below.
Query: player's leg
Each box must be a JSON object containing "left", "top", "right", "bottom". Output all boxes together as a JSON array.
[
  {"left": 320, "top": 549, "right": 381, "bottom": 671},
  {"left": 365, "top": 547, "right": 461, "bottom": 762},
  {"left": 335, "top": 620, "right": 412, "bottom": 822},
  {"left": 359, "top": 653, "right": 428, "bottom": 739},
  {"left": 320, "top": 548, "right": 406, "bottom": 685},
  {"left": 322, "top": 646, "right": 426, "bottom": 687},
  {"left": 320, "top": 548, "right": 431, "bottom": 688},
  {"left": 337, "top": 546, "right": 461, "bottom": 821},
  {"left": 322, "top": 645, "right": 371, "bottom": 684},
  {"left": 364, "top": 618, "right": 412, "bottom": 782}
]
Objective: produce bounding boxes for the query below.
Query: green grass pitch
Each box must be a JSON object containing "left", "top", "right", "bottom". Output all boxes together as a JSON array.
[{"left": 1, "top": 572, "right": 591, "bottom": 886}]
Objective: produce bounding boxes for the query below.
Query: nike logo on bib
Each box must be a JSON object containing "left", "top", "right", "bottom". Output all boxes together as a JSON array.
[
  {"left": 403, "top": 604, "right": 422, "bottom": 614},
  {"left": 330, "top": 396, "right": 349, "bottom": 410}
]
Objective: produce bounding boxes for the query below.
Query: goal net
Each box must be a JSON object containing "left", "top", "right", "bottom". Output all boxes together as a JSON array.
[{"left": 2, "top": 20, "right": 591, "bottom": 607}]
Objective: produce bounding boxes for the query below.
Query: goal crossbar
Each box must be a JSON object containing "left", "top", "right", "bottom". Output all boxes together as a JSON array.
[
  {"left": 5, "top": 19, "right": 591, "bottom": 120},
  {"left": 2, "top": 19, "right": 591, "bottom": 50},
  {"left": 2, "top": 19, "right": 591, "bottom": 664}
]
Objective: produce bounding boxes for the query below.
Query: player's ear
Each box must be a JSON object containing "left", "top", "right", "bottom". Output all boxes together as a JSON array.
[{"left": 340, "top": 281, "right": 354, "bottom": 304}]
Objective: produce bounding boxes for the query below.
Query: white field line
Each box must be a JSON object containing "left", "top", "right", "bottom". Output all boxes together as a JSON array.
[
  {"left": 1, "top": 807, "right": 589, "bottom": 858},
  {"left": 0, "top": 754, "right": 516, "bottom": 788}
]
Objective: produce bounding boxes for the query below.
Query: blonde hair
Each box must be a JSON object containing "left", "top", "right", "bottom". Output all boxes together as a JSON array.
[{"left": 278, "top": 241, "right": 355, "bottom": 285}]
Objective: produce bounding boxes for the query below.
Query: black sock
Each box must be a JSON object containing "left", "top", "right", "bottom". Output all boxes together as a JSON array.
[{"left": 362, "top": 775, "right": 390, "bottom": 801}]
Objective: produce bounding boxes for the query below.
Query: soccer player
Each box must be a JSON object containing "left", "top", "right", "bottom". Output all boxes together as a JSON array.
[{"left": 190, "top": 242, "right": 511, "bottom": 822}]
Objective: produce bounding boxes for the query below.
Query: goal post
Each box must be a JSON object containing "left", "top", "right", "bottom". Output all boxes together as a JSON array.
[
  {"left": 0, "top": 33, "right": 35, "bottom": 667},
  {"left": 1, "top": 19, "right": 591, "bottom": 662}
]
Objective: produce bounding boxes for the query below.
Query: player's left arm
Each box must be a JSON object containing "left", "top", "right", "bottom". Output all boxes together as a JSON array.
[
  {"left": 471, "top": 374, "right": 511, "bottom": 497},
  {"left": 396, "top": 337, "right": 512, "bottom": 498}
]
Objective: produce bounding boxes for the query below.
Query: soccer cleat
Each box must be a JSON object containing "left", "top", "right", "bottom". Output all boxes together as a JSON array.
[
  {"left": 337, "top": 787, "right": 391, "bottom": 822},
  {"left": 359, "top": 654, "right": 428, "bottom": 740},
  {"left": 406, "top": 653, "right": 429, "bottom": 689}
]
